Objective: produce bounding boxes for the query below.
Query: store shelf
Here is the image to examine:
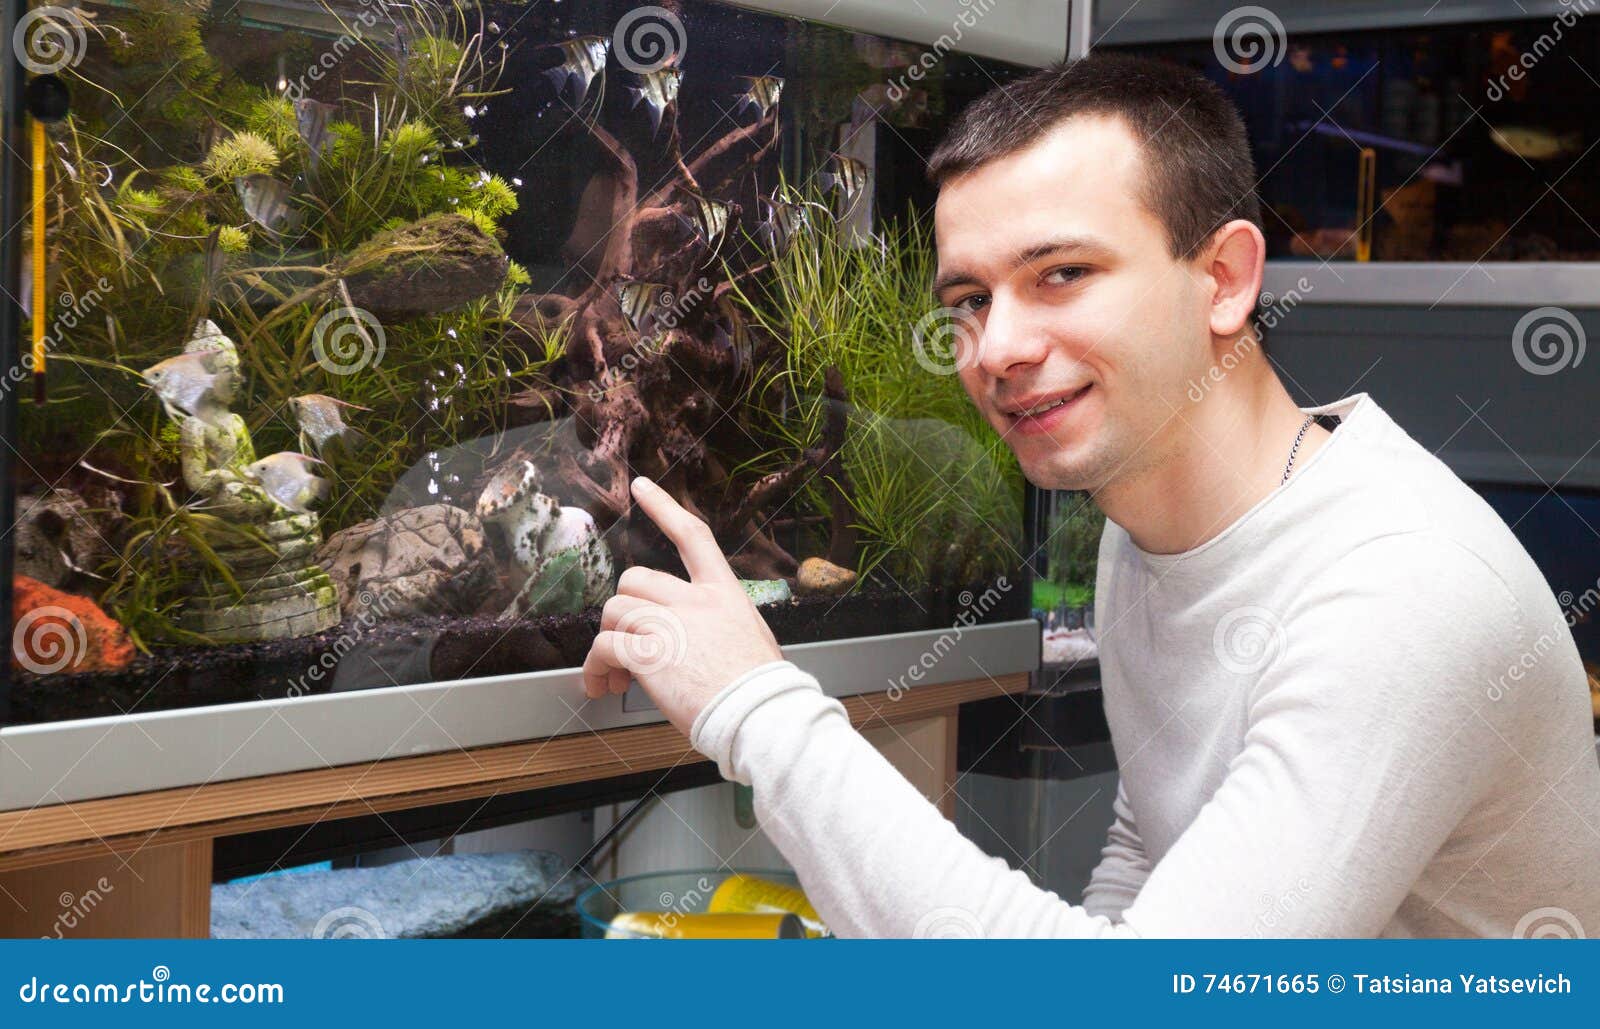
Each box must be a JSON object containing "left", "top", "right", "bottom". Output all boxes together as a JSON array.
[{"left": 1264, "top": 262, "right": 1600, "bottom": 309}]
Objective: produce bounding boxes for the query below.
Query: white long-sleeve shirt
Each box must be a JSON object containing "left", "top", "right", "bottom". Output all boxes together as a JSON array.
[{"left": 690, "top": 393, "right": 1600, "bottom": 938}]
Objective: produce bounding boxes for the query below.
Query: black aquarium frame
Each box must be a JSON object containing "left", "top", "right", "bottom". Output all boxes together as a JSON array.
[{"left": 2, "top": 0, "right": 30, "bottom": 722}]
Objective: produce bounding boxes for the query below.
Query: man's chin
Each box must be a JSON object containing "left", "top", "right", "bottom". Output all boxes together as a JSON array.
[{"left": 1017, "top": 451, "right": 1101, "bottom": 492}]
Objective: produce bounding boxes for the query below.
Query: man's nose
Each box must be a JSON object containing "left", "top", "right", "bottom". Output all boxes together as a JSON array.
[{"left": 973, "top": 294, "right": 1049, "bottom": 379}]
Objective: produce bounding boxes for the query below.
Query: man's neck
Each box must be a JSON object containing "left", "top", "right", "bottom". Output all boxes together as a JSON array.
[{"left": 1093, "top": 361, "right": 1332, "bottom": 556}]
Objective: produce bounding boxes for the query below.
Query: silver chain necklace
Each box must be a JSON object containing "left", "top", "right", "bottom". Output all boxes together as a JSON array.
[{"left": 1280, "top": 414, "right": 1315, "bottom": 485}]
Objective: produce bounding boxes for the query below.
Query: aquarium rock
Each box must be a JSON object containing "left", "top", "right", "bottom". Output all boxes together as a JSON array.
[
  {"left": 740, "top": 578, "right": 793, "bottom": 606},
  {"left": 210, "top": 850, "right": 578, "bottom": 939},
  {"left": 796, "top": 556, "right": 857, "bottom": 597},
  {"left": 11, "top": 575, "right": 135, "bottom": 674},
  {"left": 476, "top": 460, "right": 614, "bottom": 619},
  {"left": 13, "top": 489, "right": 117, "bottom": 590},
  {"left": 316, "top": 504, "right": 496, "bottom": 619},
  {"left": 342, "top": 213, "right": 508, "bottom": 321}
]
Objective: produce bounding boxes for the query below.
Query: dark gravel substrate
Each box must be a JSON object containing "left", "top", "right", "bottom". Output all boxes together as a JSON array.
[{"left": 5, "top": 579, "right": 1027, "bottom": 726}]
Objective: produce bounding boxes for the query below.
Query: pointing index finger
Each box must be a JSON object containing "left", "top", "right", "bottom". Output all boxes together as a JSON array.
[{"left": 631, "top": 476, "right": 737, "bottom": 584}]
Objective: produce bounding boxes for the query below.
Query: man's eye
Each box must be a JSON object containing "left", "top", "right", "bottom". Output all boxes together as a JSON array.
[
  {"left": 952, "top": 294, "right": 989, "bottom": 313},
  {"left": 1043, "top": 266, "right": 1086, "bottom": 285}
]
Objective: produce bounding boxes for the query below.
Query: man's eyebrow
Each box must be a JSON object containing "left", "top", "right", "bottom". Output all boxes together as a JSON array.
[{"left": 932, "top": 236, "right": 1114, "bottom": 296}]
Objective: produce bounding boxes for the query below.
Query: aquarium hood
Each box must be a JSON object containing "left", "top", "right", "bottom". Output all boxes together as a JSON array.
[{"left": 729, "top": 0, "right": 1073, "bottom": 66}]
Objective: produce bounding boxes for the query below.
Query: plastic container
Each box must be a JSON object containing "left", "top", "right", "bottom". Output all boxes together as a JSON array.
[{"left": 576, "top": 869, "right": 827, "bottom": 939}]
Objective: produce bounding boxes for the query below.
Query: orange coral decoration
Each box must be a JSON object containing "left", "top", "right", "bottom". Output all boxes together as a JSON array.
[{"left": 11, "top": 576, "right": 135, "bottom": 674}]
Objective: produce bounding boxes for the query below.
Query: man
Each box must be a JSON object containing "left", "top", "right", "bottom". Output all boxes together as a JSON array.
[{"left": 582, "top": 54, "right": 1600, "bottom": 937}]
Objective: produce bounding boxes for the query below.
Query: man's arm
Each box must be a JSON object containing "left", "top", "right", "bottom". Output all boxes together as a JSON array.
[
  {"left": 690, "top": 533, "right": 1534, "bottom": 937},
  {"left": 585, "top": 481, "right": 1544, "bottom": 937},
  {"left": 1080, "top": 780, "right": 1150, "bottom": 921}
]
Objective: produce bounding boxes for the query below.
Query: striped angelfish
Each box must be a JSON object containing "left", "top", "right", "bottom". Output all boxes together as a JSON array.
[
  {"left": 758, "top": 196, "right": 812, "bottom": 256},
  {"left": 629, "top": 66, "right": 683, "bottom": 137},
  {"left": 616, "top": 279, "right": 672, "bottom": 336},
  {"left": 235, "top": 174, "right": 295, "bottom": 233},
  {"left": 294, "top": 98, "right": 337, "bottom": 170},
  {"left": 735, "top": 75, "right": 784, "bottom": 118},
  {"left": 819, "top": 155, "right": 870, "bottom": 204},
  {"left": 546, "top": 35, "right": 611, "bottom": 104}
]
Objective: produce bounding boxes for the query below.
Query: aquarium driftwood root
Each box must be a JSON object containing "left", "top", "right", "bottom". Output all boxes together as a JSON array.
[{"left": 499, "top": 106, "right": 832, "bottom": 580}]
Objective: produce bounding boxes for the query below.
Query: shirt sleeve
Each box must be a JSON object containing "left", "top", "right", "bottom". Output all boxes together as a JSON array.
[
  {"left": 1080, "top": 779, "right": 1150, "bottom": 921},
  {"left": 692, "top": 533, "right": 1533, "bottom": 938}
]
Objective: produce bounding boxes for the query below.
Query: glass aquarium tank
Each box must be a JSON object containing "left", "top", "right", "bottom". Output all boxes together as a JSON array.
[
  {"left": 1028, "top": 489, "right": 1103, "bottom": 670},
  {"left": 1, "top": 0, "right": 1033, "bottom": 730},
  {"left": 1121, "top": 12, "right": 1600, "bottom": 262}
]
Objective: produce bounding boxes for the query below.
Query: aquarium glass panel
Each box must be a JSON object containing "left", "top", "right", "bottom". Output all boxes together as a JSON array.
[
  {"left": 1028, "top": 490, "right": 1102, "bottom": 671},
  {"left": 1122, "top": 15, "right": 1600, "bottom": 261},
  {"left": 4, "top": 0, "right": 1029, "bottom": 723}
]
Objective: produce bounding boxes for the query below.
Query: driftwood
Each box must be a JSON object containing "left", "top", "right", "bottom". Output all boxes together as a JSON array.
[{"left": 493, "top": 98, "right": 845, "bottom": 580}]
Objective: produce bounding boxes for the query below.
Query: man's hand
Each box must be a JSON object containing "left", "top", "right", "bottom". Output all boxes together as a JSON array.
[{"left": 581, "top": 476, "right": 784, "bottom": 735}]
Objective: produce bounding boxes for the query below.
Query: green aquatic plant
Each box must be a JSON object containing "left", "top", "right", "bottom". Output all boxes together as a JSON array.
[
  {"left": 17, "top": 0, "right": 532, "bottom": 641},
  {"left": 728, "top": 189, "right": 1024, "bottom": 587}
]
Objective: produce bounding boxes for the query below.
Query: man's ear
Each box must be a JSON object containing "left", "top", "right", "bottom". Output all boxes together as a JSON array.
[{"left": 1200, "top": 219, "right": 1266, "bottom": 339}]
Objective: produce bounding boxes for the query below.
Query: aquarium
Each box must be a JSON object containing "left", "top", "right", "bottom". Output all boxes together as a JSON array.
[
  {"left": 1, "top": 0, "right": 1035, "bottom": 735},
  {"left": 1117, "top": 11, "right": 1600, "bottom": 262},
  {"left": 1027, "top": 490, "right": 1102, "bottom": 670}
]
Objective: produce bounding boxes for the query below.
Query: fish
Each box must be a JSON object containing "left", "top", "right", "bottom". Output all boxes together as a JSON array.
[
  {"left": 616, "top": 279, "right": 672, "bottom": 336},
  {"left": 1488, "top": 124, "right": 1582, "bottom": 161},
  {"left": 757, "top": 196, "right": 813, "bottom": 256},
  {"left": 394, "top": 23, "right": 409, "bottom": 91},
  {"left": 819, "top": 154, "right": 870, "bottom": 204},
  {"left": 712, "top": 294, "right": 753, "bottom": 382},
  {"left": 140, "top": 349, "right": 224, "bottom": 419},
  {"left": 628, "top": 65, "right": 682, "bottom": 137},
  {"left": 288, "top": 393, "right": 368, "bottom": 457},
  {"left": 678, "top": 192, "right": 733, "bottom": 259},
  {"left": 734, "top": 75, "right": 783, "bottom": 119},
  {"left": 244, "top": 452, "right": 330, "bottom": 514},
  {"left": 545, "top": 35, "right": 610, "bottom": 104},
  {"left": 235, "top": 174, "right": 297, "bottom": 233},
  {"left": 294, "top": 97, "right": 337, "bottom": 170}
]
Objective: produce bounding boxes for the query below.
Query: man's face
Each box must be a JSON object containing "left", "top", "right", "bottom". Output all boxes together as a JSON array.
[{"left": 933, "top": 115, "right": 1214, "bottom": 491}]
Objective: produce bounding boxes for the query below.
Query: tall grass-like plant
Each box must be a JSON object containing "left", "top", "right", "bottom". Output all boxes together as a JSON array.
[{"left": 728, "top": 191, "right": 1023, "bottom": 586}]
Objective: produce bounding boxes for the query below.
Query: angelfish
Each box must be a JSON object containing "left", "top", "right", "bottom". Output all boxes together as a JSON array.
[
  {"left": 245, "top": 452, "right": 331, "bottom": 514},
  {"left": 679, "top": 192, "right": 733, "bottom": 260},
  {"left": 140, "top": 349, "right": 224, "bottom": 419},
  {"left": 758, "top": 196, "right": 812, "bottom": 256},
  {"left": 545, "top": 35, "right": 610, "bottom": 104},
  {"left": 616, "top": 279, "right": 672, "bottom": 336},
  {"left": 628, "top": 66, "right": 682, "bottom": 137},
  {"left": 288, "top": 393, "right": 368, "bottom": 457},
  {"left": 820, "top": 154, "right": 870, "bottom": 204},
  {"left": 735, "top": 75, "right": 783, "bottom": 118},
  {"left": 294, "top": 97, "right": 338, "bottom": 170},
  {"left": 713, "top": 294, "right": 753, "bottom": 383},
  {"left": 235, "top": 174, "right": 296, "bottom": 233}
]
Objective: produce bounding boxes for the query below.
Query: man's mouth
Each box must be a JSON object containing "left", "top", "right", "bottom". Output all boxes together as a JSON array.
[{"left": 1000, "top": 384, "right": 1092, "bottom": 435}]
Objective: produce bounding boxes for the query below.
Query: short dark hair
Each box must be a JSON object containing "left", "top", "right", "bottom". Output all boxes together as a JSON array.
[{"left": 927, "top": 52, "right": 1262, "bottom": 260}]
